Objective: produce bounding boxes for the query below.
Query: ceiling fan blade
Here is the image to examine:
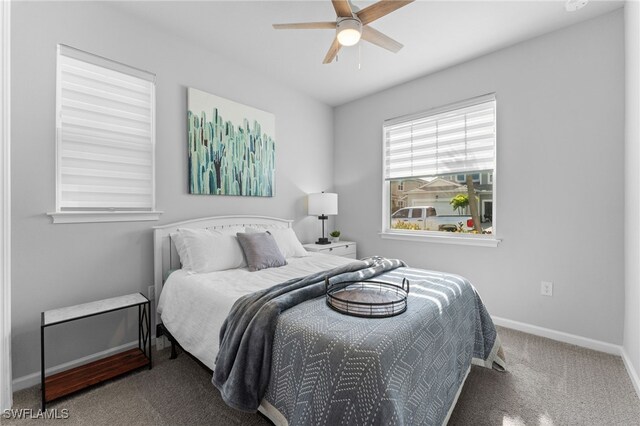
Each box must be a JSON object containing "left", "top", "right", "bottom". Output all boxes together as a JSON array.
[
  {"left": 273, "top": 22, "right": 337, "bottom": 30},
  {"left": 323, "top": 37, "right": 342, "bottom": 64},
  {"left": 357, "top": 0, "right": 414, "bottom": 25},
  {"left": 332, "top": 0, "right": 353, "bottom": 18},
  {"left": 361, "top": 26, "right": 403, "bottom": 53}
]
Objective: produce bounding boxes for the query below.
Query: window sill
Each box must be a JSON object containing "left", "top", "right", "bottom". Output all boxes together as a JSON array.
[
  {"left": 47, "top": 211, "right": 163, "bottom": 224},
  {"left": 380, "top": 230, "right": 501, "bottom": 247}
]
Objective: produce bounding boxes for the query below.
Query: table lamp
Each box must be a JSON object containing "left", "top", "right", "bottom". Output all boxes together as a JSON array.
[{"left": 308, "top": 192, "right": 338, "bottom": 245}]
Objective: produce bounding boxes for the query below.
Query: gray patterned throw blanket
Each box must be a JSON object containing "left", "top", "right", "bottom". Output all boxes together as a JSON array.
[{"left": 213, "top": 257, "right": 505, "bottom": 425}]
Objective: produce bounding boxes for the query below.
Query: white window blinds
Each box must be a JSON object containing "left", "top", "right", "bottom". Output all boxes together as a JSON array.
[
  {"left": 56, "top": 45, "right": 156, "bottom": 211},
  {"left": 384, "top": 95, "right": 496, "bottom": 180}
]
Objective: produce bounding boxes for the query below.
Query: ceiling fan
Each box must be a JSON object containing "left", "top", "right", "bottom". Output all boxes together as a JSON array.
[{"left": 273, "top": 0, "right": 414, "bottom": 64}]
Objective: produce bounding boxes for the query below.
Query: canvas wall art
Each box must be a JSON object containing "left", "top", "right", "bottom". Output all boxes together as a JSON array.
[{"left": 187, "top": 88, "right": 275, "bottom": 197}]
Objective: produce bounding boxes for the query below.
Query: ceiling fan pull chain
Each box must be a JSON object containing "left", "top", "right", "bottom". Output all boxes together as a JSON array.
[{"left": 358, "top": 43, "right": 362, "bottom": 70}]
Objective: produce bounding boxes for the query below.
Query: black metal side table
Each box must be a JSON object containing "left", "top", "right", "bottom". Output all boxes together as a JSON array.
[{"left": 40, "top": 293, "right": 151, "bottom": 409}]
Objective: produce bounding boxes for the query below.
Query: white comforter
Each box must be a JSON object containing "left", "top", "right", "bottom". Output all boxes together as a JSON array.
[{"left": 157, "top": 252, "right": 355, "bottom": 369}]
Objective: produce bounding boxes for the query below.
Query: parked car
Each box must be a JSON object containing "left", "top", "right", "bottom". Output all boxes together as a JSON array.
[{"left": 391, "top": 206, "right": 474, "bottom": 232}]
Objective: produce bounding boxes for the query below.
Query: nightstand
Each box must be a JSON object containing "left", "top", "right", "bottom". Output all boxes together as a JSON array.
[{"left": 303, "top": 241, "right": 357, "bottom": 259}]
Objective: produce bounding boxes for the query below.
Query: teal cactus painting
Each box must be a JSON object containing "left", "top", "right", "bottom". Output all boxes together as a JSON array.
[{"left": 187, "top": 88, "right": 275, "bottom": 196}]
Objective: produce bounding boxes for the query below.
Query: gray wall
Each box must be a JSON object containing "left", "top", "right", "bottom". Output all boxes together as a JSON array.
[
  {"left": 624, "top": 1, "right": 640, "bottom": 381},
  {"left": 11, "top": 2, "right": 334, "bottom": 379},
  {"left": 334, "top": 10, "right": 625, "bottom": 344}
]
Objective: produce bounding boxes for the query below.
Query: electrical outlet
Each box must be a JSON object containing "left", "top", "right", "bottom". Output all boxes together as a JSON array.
[
  {"left": 541, "top": 281, "right": 553, "bottom": 297},
  {"left": 148, "top": 285, "right": 155, "bottom": 300}
]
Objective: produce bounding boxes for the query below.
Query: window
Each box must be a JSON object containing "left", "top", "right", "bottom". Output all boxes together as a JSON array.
[
  {"left": 411, "top": 208, "right": 422, "bottom": 219},
  {"left": 455, "top": 173, "right": 480, "bottom": 184},
  {"left": 382, "top": 94, "right": 499, "bottom": 246},
  {"left": 48, "top": 45, "right": 161, "bottom": 223},
  {"left": 397, "top": 182, "right": 404, "bottom": 190}
]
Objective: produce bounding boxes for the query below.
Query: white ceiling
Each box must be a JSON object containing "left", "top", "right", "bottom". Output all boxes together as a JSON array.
[{"left": 111, "top": 0, "right": 623, "bottom": 106}]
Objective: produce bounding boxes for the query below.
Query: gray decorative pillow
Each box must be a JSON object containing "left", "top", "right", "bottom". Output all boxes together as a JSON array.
[{"left": 236, "top": 231, "right": 287, "bottom": 272}]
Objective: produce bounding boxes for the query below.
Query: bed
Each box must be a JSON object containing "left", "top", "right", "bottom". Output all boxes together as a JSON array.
[{"left": 153, "top": 215, "right": 505, "bottom": 426}]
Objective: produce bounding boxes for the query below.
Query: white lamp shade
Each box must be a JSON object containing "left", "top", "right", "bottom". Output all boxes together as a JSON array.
[{"left": 308, "top": 193, "right": 338, "bottom": 215}]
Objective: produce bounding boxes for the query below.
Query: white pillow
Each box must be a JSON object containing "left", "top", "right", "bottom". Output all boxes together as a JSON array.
[
  {"left": 245, "top": 227, "right": 309, "bottom": 258},
  {"left": 171, "top": 231, "right": 192, "bottom": 270},
  {"left": 172, "top": 228, "right": 247, "bottom": 273}
]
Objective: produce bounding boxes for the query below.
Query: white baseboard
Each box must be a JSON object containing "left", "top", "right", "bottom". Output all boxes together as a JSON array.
[
  {"left": 12, "top": 338, "right": 154, "bottom": 392},
  {"left": 492, "top": 316, "right": 621, "bottom": 355},
  {"left": 621, "top": 348, "right": 640, "bottom": 399},
  {"left": 493, "top": 316, "right": 640, "bottom": 400}
]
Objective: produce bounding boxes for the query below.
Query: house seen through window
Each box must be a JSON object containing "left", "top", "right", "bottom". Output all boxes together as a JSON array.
[{"left": 383, "top": 94, "right": 496, "bottom": 236}]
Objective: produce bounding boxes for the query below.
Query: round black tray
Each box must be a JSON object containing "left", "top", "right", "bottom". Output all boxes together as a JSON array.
[{"left": 325, "top": 277, "right": 409, "bottom": 318}]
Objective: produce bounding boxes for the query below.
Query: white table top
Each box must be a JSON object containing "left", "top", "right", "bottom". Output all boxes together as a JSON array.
[{"left": 43, "top": 293, "right": 148, "bottom": 326}]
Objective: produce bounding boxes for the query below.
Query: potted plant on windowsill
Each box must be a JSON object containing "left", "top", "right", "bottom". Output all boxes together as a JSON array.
[{"left": 329, "top": 230, "right": 341, "bottom": 243}]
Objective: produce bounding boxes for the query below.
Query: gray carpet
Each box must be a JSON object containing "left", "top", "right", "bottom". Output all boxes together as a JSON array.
[{"left": 5, "top": 326, "right": 640, "bottom": 425}]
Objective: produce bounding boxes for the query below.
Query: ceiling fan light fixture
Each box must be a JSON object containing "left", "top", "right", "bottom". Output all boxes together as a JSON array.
[{"left": 336, "top": 18, "right": 362, "bottom": 46}]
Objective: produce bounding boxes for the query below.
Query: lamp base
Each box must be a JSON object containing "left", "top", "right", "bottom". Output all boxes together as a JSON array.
[{"left": 315, "top": 237, "right": 331, "bottom": 245}]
